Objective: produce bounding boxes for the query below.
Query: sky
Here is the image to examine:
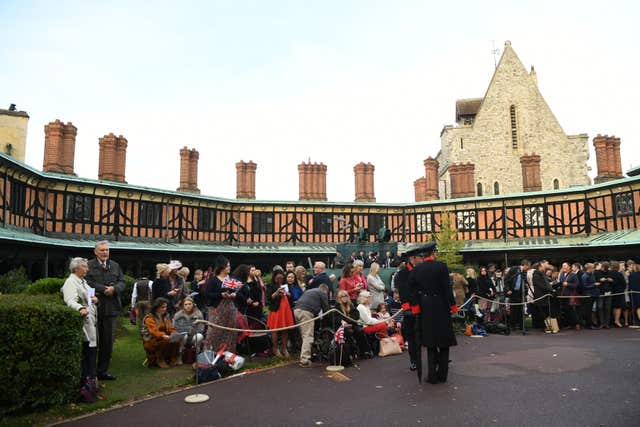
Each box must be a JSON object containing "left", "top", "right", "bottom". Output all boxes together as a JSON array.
[{"left": 1, "top": 0, "right": 639, "bottom": 203}]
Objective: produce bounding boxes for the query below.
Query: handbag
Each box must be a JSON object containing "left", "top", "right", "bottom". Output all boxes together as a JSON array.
[
  {"left": 390, "top": 333, "right": 405, "bottom": 349},
  {"left": 378, "top": 337, "right": 402, "bottom": 357}
]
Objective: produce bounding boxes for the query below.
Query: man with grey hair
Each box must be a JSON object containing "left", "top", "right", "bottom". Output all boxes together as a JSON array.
[
  {"left": 85, "top": 240, "right": 125, "bottom": 381},
  {"left": 307, "top": 261, "right": 333, "bottom": 293}
]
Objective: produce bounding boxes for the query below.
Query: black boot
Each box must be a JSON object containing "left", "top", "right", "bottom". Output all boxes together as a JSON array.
[
  {"left": 426, "top": 348, "right": 439, "bottom": 384},
  {"left": 436, "top": 347, "right": 450, "bottom": 383}
]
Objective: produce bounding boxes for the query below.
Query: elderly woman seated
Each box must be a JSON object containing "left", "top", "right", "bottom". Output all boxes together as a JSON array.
[
  {"left": 356, "top": 290, "right": 388, "bottom": 337},
  {"left": 142, "top": 297, "right": 181, "bottom": 368},
  {"left": 172, "top": 297, "right": 205, "bottom": 364}
]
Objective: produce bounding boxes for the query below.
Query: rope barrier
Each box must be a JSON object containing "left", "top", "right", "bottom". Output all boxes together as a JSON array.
[
  {"left": 194, "top": 306, "right": 405, "bottom": 334},
  {"left": 194, "top": 291, "right": 640, "bottom": 334},
  {"left": 470, "top": 290, "right": 640, "bottom": 307}
]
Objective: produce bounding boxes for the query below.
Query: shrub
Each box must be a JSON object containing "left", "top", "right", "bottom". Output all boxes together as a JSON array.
[
  {"left": 24, "top": 277, "right": 66, "bottom": 295},
  {"left": 0, "top": 267, "right": 31, "bottom": 294},
  {"left": 0, "top": 294, "right": 83, "bottom": 415}
]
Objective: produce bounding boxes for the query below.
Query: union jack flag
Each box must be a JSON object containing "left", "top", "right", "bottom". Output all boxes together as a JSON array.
[
  {"left": 334, "top": 324, "right": 345, "bottom": 344},
  {"left": 222, "top": 277, "right": 244, "bottom": 291}
]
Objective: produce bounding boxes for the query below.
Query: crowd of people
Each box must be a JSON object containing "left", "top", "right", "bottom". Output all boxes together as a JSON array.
[
  {"left": 60, "top": 239, "right": 640, "bottom": 400},
  {"left": 458, "top": 259, "right": 640, "bottom": 334}
]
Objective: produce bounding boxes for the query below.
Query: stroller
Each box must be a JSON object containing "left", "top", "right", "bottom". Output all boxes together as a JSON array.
[
  {"left": 236, "top": 314, "right": 273, "bottom": 358},
  {"left": 483, "top": 291, "right": 511, "bottom": 335}
]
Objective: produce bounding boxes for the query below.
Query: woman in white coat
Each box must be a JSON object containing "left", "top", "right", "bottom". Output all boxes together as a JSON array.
[
  {"left": 367, "top": 263, "right": 386, "bottom": 312},
  {"left": 61, "top": 257, "right": 99, "bottom": 399}
]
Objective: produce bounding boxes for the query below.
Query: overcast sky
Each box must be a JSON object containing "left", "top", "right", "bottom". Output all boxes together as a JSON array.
[{"left": 2, "top": 1, "right": 639, "bottom": 203}]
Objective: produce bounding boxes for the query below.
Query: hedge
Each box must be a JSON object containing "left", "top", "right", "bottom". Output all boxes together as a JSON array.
[
  {"left": 24, "top": 277, "right": 66, "bottom": 295},
  {"left": 0, "top": 294, "right": 83, "bottom": 415},
  {"left": 0, "top": 267, "right": 31, "bottom": 294}
]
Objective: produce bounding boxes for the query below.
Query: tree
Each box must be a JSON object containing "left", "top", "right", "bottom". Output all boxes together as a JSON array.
[{"left": 434, "top": 214, "right": 464, "bottom": 273}]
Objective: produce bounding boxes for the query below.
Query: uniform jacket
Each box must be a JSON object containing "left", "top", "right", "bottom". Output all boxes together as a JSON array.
[
  {"left": 408, "top": 260, "right": 457, "bottom": 348},
  {"left": 85, "top": 258, "right": 125, "bottom": 317}
]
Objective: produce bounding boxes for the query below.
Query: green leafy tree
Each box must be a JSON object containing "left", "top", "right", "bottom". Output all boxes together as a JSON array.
[{"left": 434, "top": 214, "right": 464, "bottom": 273}]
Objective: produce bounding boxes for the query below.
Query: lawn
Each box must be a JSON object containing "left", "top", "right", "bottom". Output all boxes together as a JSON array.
[{"left": 2, "top": 318, "right": 283, "bottom": 427}]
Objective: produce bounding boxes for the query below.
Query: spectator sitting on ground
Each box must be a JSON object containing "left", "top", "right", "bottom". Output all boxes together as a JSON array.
[
  {"left": 142, "top": 297, "right": 180, "bottom": 368},
  {"left": 330, "top": 289, "right": 371, "bottom": 357},
  {"left": 172, "top": 297, "right": 204, "bottom": 364},
  {"left": 388, "top": 289, "right": 403, "bottom": 327},
  {"left": 356, "top": 291, "right": 388, "bottom": 337},
  {"left": 375, "top": 302, "right": 399, "bottom": 335}
]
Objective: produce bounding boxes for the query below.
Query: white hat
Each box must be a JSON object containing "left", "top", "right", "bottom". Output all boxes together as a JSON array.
[{"left": 168, "top": 260, "right": 182, "bottom": 270}]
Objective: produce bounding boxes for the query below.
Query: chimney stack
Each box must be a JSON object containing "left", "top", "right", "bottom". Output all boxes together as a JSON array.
[
  {"left": 354, "top": 162, "right": 375, "bottom": 202},
  {"left": 43, "top": 119, "right": 77, "bottom": 174},
  {"left": 236, "top": 161, "right": 257, "bottom": 199},
  {"left": 423, "top": 157, "right": 439, "bottom": 200},
  {"left": 178, "top": 147, "right": 200, "bottom": 193},
  {"left": 594, "top": 135, "right": 623, "bottom": 183},
  {"left": 414, "top": 177, "right": 427, "bottom": 202},
  {"left": 298, "top": 161, "right": 327, "bottom": 201},
  {"left": 98, "top": 133, "right": 127, "bottom": 182}
]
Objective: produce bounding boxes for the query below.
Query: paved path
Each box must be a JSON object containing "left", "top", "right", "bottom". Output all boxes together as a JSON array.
[{"left": 62, "top": 328, "right": 640, "bottom": 427}]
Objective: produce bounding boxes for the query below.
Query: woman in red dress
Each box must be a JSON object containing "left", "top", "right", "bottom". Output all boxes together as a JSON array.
[{"left": 266, "top": 270, "right": 294, "bottom": 357}]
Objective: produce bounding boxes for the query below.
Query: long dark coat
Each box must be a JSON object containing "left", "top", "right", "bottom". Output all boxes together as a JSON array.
[{"left": 408, "top": 260, "right": 457, "bottom": 348}]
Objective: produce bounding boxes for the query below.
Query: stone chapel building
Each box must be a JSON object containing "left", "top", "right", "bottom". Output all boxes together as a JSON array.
[{"left": 415, "top": 41, "right": 592, "bottom": 200}]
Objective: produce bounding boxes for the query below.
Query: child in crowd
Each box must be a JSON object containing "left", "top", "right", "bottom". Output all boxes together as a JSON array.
[{"left": 172, "top": 297, "right": 204, "bottom": 364}]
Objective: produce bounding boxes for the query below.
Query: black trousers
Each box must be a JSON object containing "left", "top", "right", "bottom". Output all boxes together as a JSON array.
[
  {"left": 81, "top": 341, "right": 97, "bottom": 378},
  {"left": 426, "top": 347, "right": 450, "bottom": 383},
  {"left": 401, "top": 312, "right": 418, "bottom": 365},
  {"left": 97, "top": 315, "right": 117, "bottom": 376}
]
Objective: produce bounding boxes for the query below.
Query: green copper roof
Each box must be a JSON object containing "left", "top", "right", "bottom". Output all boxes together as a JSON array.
[{"left": 1, "top": 225, "right": 639, "bottom": 255}]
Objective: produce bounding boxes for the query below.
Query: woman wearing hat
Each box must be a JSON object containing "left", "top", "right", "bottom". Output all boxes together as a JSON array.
[{"left": 152, "top": 263, "right": 181, "bottom": 315}]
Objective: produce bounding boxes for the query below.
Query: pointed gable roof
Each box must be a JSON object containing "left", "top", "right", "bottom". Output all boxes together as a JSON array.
[{"left": 471, "top": 40, "right": 566, "bottom": 134}]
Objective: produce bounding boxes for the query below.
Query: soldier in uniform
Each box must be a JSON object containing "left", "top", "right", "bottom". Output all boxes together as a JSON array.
[
  {"left": 408, "top": 242, "right": 459, "bottom": 384},
  {"left": 393, "top": 247, "right": 426, "bottom": 371}
]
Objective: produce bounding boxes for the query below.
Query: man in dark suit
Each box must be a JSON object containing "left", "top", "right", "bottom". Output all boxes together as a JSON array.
[
  {"left": 394, "top": 247, "right": 425, "bottom": 371},
  {"left": 85, "top": 240, "right": 125, "bottom": 381},
  {"left": 408, "top": 242, "right": 458, "bottom": 384}
]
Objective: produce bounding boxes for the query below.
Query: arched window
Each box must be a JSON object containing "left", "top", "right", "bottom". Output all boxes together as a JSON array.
[
  {"left": 553, "top": 179, "right": 559, "bottom": 190},
  {"left": 477, "top": 182, "right": 483, "bottom": 196},
  {"left": 494, "top": 182, "right": 500, "bottom": 195},
  {"left": 510, "top": 105, "right": 518, "bottom": 148}
]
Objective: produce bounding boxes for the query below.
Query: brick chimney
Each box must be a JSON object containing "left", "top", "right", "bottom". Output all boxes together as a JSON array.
[
  {"left": 520, "top": 153, "right": 542, "bottom": 192},
  {"left": 178, "top": 147, "right": 200, "bottom": 193},
  {"left": 594, "top": 135, "right": 623, "bottom": 183},
  {"left": 43, "top": 120, "right": 77, "bottom": 174},
  {"left": 449, "top": 162, "right": 475, "bottom": 198},
  {"left": 423, "top": 157, "right": 439, "bottom": 200},
  {"left": 236, "top": 160, "right": 257, "bottom": 199},
  {"left": 354, "top": 162, "right": 375, "bottom": 202},
  {"left": 98, "top": 133, "right": 127, "bottom": 182},
  {"left": 414, "top": 177, "right": 427, "bottom": 202},
  {"left": 299, "top": 162, "right": 327, "bottom": 201}
]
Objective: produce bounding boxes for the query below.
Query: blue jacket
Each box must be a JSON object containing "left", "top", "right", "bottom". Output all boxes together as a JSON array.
[{"left": 581, "top": 272, "right": 599, "bottom": 297}]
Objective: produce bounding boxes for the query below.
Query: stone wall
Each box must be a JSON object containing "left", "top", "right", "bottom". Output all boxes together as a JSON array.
[
  {"left": 0, "top": 109, "right": 29, "bottom": 163},
  {"left": 436, "top": 42, "right": 590, "bottom": 198}
]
